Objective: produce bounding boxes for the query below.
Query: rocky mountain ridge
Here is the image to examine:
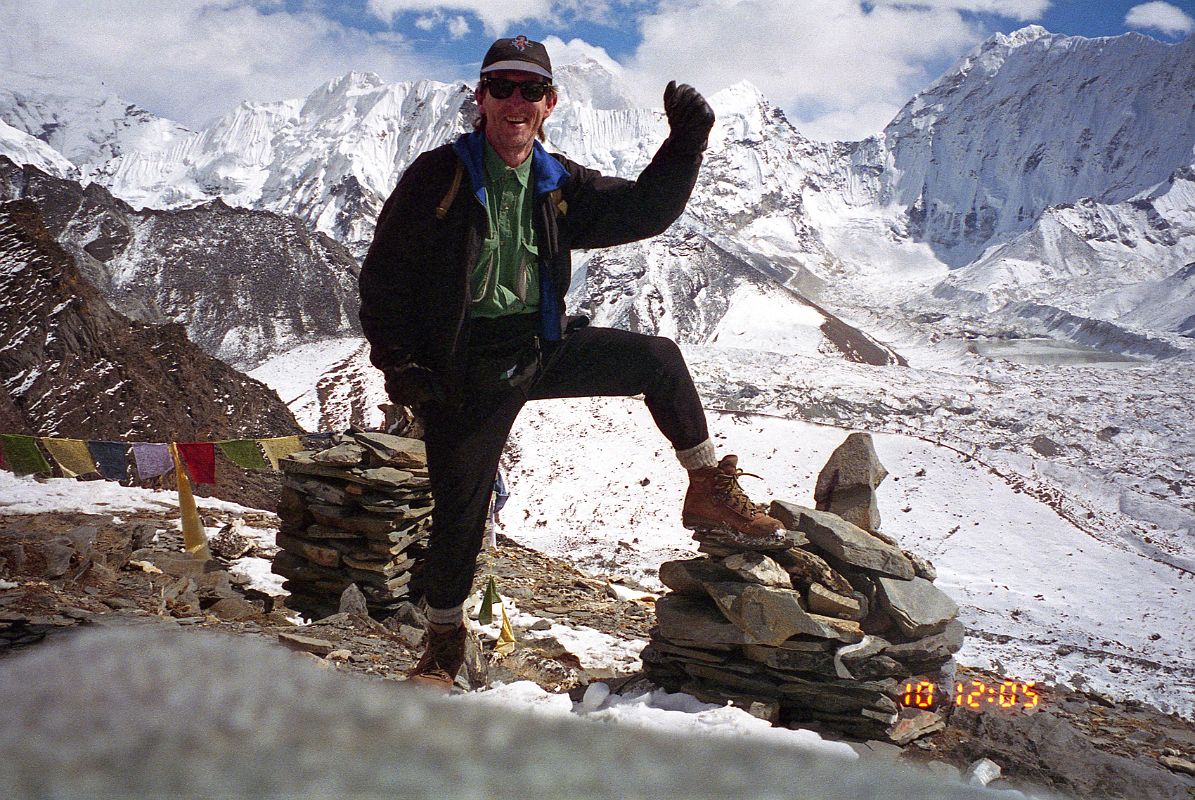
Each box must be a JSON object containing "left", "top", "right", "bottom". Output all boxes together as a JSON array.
[{"left": 0, "top": 156, "right": 362, "bottom": 370}]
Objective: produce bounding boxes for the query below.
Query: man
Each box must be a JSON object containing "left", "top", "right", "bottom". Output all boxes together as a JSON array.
[{"left": 359, "top": 36, "right": 785, "bottom": 689}]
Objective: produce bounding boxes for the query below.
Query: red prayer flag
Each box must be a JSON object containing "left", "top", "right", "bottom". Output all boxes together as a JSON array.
[{"left": 176, "top": 441, "right": 216, "bottom": 485}]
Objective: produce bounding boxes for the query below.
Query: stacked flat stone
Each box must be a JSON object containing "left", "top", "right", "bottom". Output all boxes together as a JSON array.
[
  {"left": 273, "top": 432, "right": 432, "bottom": 618},
  {"left": 642, "top": 433, "right": 963, "bottom": 744}
]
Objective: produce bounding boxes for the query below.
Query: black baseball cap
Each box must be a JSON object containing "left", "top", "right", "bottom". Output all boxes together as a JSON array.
[{"left": 480, "top": 35, "right": 552, "bottom": 82}]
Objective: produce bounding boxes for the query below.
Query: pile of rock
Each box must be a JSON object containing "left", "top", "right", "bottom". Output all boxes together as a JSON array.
[
  {"left": 642, "top": 433, "right": 963, "bottom": 744},
  {"left": 274, "top": 432, "right": 433, "bottom": 618}
]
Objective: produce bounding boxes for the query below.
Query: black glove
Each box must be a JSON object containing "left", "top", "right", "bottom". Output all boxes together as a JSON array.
[
  {"left": 664, "top": 80, "right": 715, "bottom": 155},
  {"left": 383, "top": 363, "right": 443, "bottom": 409}
]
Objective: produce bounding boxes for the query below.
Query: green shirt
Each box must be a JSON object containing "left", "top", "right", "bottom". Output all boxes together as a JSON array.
[{"left": 470, "top": 143, "right": 540, "bottom": 318}]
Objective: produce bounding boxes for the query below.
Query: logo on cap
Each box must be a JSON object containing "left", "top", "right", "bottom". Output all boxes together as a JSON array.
[{"left": 513, "top": 35, "right": 528, "bottom": 51}]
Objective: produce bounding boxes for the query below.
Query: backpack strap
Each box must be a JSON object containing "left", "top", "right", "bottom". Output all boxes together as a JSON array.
[
  {"left": 548, "top": 188, "right": 567, "bottom": 216},
  {"left": 435, "top": 160, "right": 465, "bottom": 220}
]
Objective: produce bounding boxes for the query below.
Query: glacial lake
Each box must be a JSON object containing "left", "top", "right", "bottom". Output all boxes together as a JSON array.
[{"left": 970, "top": 338, "right": 1144, "bottom": 367}]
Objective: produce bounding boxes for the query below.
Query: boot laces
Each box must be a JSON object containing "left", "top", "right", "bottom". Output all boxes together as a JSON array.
[{"left": 713, "top": 467, "right": 769, "bottom": 516}]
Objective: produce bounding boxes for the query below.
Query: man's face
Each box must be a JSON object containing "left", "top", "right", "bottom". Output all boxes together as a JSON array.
[{"left": 476, "top": 69, "right": 557, "bottom": 161}]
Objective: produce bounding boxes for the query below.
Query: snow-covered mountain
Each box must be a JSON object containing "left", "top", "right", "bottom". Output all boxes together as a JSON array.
[
  {"left": 878, "top": 26, "right": 1195, "bottom": 267},
  {"left": 4, "top": 28, "right": 1192, "bottom": 367},
  {"left": 2, "top": 73, "right": 476, "bottom": 253}
]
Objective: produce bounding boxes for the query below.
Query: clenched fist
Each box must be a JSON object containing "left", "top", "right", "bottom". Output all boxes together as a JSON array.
[{"left": 664, "top": 81, "right": 715, "bottom": 155}]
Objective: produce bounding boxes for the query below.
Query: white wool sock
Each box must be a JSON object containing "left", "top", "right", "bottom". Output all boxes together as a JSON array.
[
  {"left": 675, "top": 438, "right": 717, "bottom": 471},
  {"left": 425, "top": 604, "right": 465, "bottom": 626}
]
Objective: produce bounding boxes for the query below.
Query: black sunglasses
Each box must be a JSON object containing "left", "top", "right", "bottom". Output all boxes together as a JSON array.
[{"left": 482, "top": 77, "right": 552, "bottom": 102}]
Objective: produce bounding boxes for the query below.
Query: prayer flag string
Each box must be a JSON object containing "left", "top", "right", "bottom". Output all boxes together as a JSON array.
[{"left": 0, "top": 432, "right": 331, "bottom": 482}]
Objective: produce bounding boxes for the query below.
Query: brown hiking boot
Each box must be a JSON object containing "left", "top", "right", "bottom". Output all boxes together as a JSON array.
[
  {"left": 682, "top": 455, "right": 786, "bottom": 541},
  {"left": 407, "top": 622, "right": 467, "bottom": 692}
]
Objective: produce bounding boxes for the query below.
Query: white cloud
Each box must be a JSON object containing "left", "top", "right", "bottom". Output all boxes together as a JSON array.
[
  {"left": 447, "top": 15, "right": 472, "bottom": 38},
  {"left": 1125, "top": 1, "right": 1195, "bottom": 36},
  {"left": 541, "top": 36, "right": 625, "bottom": 75},
  {"left": 366, "top": 0, "right": 554, "bottom": 35},
  {"left": 624, "top": 0, "right": 1000, "bottom": 140},
  {"left": 869, "top": 0, "right": 1049, "bottom": 19},
  {"left": 0, "top": 0, "right": 452, "bottom": 128},
  {"left": 411, "top": 8, "right": 471, "bottom": 37}
]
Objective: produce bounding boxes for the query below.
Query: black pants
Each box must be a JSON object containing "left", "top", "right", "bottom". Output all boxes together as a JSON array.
[{"left": 421, "top": 320, "right": 709, "bottom": 612}]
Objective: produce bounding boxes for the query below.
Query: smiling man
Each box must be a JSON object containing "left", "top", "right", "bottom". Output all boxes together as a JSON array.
[{"left": 359, "top": 35, "right": 786, "bottom": 690}]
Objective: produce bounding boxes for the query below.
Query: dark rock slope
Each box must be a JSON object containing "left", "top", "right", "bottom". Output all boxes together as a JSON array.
[
  {"left": 0, "top": 156, "right": 361, "bottom": 370},
  {"left": 0, "top": 198, "right": 302, "bottom": 506}
]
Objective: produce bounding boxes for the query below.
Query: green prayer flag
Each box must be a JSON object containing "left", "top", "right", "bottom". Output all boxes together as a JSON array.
[
  {"left": 479, "top": 575, "right": 500, "bottom": 626},
  {"left": 217, "top": 439, "right": 270, "bottom": 470},
  {"left": 0, "top": 434, "right": 52, "bottom": 476}
]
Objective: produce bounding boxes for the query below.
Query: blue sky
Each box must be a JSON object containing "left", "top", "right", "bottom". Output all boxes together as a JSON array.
[{"left": 2, "top": 1, "right": 1192, "bottom": 141}]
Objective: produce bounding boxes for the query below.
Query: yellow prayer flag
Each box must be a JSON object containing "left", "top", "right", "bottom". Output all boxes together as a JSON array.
[
  {"left": 170, "top": 442, "right": 210, "bottom": 559},
  {"left": 40, "top": 438, "right": 97, "bottom": 478},
  {"left": 495, "top": 604, "right": 517, "bottom": 656},
  {"left": 259, "top": 436, "right": 303, "bottom": 470}
]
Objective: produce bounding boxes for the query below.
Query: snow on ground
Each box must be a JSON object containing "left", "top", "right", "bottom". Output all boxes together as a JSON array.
[
  {"left": 249, "top": 337, "right": 365, "bottom": 431},
  {"left": 501, "top": 394, "right": 1194, "bottom": 719}
]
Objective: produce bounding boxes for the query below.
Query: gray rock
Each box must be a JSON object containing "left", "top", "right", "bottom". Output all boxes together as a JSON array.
[
  {"left": 339, "top": 583, "right": 370, "bottom": 616},
  {"left": 207, "top": 597, "right": 262, "bottom": 622},
  {"left": 722, "top": 552, "right": 792, "bottom": 588},
  {"left": 703, "top": 582, "right": 838, "bottom": 644},
  {"left": 209, "top": 521, "right": 255, "bottom": 561},
  {"left": 771, "top": 502, "right": 915, "bottom": 580},
  {"left": 312, "top": 443, "right": 368, "bottom": 465},
  {"left": 807, "top": 583, "right": 862, "bottom": 619},
  {"left": 283, "top": 474, "right": 350, "bottom": 505},
  {"left": 42, "top": 539, "right": 76, "bottom": 579},
  {"left": 658, "top": 558, "right": 737, "bottom": 595},
  {"left": 138, "top": 551, "right": 211, "bottom": 579},
  {"left": 350, "top": 432, "right": 428, "bottom": 468},
  {"left": 654, "top": 594, "right": 750, "bottom": 645},
  {"left": 771, "top": 546, "right": 855, "bottom": 596},
  {"left": 814, "top": 432, "right": 888, "bottom": 532},
  {"left": 355, "top": 467, "right": 415, "bottom": 489},
  {"left": 904, "top": 550, "right": 938, "bottom": 581},
  {"left": 63, "top": 526, "right": 97, "bottom": 558},
  {"left": 876, "top": 576, "right": 959, "bottom": 638},
  {"left": 742, "top": 643, "right": 837, "bottom": 675},
  {"left": 691, "top": 528, "right": 807, "bottom": 552},
  {"left": 683, "top": 661, "right": 780, "bottom": 697},
  {"left": 887, "top": 708, "right": 947, "bottom": 745},
  {"left": 884, "top": 620, "right": 965, "bottom": 663},
  {"left": 834, "top": 635, "right": 888, "bottom": 673},
  {"left": 276, "top": 631, "right": 336, "bottom": 656},
  {"left": 964, "top": 758, "right": 1002, "bottom": 787}
]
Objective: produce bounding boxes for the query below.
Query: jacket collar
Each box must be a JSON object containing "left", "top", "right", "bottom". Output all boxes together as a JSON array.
[{"left": 453, "top": 130, "right": 569, "bottom": 206}]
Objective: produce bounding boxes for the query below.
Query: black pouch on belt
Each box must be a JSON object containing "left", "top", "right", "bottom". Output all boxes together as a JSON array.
[{"left": 466, "top": 315, "right": 541, "bottom": 394}]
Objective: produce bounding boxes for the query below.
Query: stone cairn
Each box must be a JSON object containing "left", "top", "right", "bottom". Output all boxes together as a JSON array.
[
  {"left": 273, "top": 432, "right": 432, "bottom": 619},
  {"left": 642, "top": 433, "right": 963, "bottom": 744}
]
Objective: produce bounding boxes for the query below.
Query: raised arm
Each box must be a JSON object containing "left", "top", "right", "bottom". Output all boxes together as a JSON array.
[{"left": 564, "top": 81, "right": 715, "bottom": 250}]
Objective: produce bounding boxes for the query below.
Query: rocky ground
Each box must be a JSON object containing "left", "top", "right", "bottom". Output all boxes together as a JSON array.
[{"left": 1, "top": 506, "right": 1192, "bottom": 799}]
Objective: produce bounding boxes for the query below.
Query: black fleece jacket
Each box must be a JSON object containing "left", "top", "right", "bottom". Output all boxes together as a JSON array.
[{"left": 358, "top": 129, "right": 704, "bottom": 402}]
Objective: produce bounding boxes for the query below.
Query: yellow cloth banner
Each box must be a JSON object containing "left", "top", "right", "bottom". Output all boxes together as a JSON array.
[
  {"left": 259, "top": 436, "right": 303, "bottom": 470},
  {"left": 40, "top": 438, "right": 97, "bottom": 478},
  {"left": 496, "top": 604, "right": 517, "bottom": 656},
  {"left": 170, "top": 442, "right": 210, "bottom": 559}
]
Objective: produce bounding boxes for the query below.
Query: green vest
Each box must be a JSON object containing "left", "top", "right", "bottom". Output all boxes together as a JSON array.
[{"left": 470, "top": 143, "right": 540, "bottom": 318}]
